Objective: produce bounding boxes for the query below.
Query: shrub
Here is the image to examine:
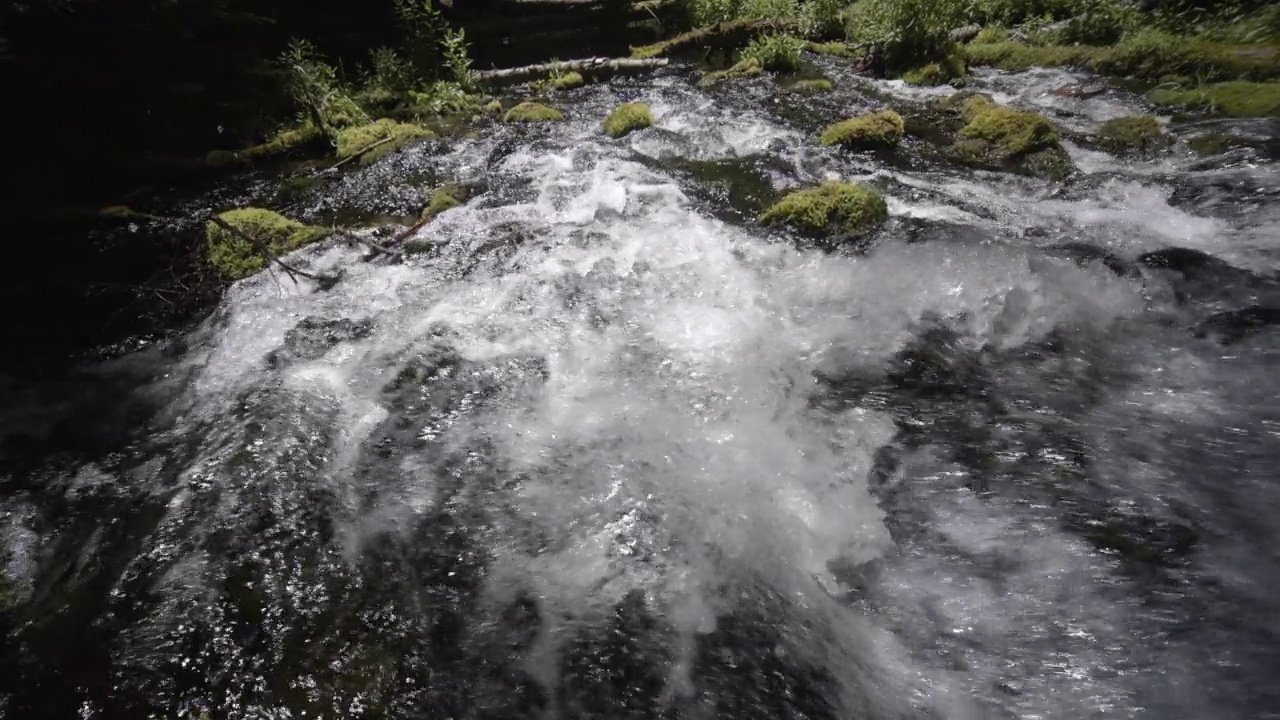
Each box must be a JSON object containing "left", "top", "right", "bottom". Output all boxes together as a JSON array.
[
  {"left": 845, "top": 0, "right": 966, "bottom": 70},
  {"left": 741, "top": 33, "right": 806, "bottom": 71},
  {"left": 366, "top": 46, "right": 416, "bottom": 94},
  {"left": 280, "top": 39, "right": 370, "bottom": 138},
  {"left": 394, "top": 0, "right": 473, "bottom": 86},
  {"left": 1057, "top": 0, "right": 1140, "bottom": 45}
]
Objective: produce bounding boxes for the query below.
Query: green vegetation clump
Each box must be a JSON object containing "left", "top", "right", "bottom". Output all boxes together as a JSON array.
[
  {"left": 741, "top": 33, "right": 806, "bottom": 71},
  {"left": 334, "top": 119, "right": 436, "bottom": 164},
  {"left": 1147, "top": 81, "right": 1280, "bottom": 117},
  {"left": 759, "top": 182, "right": 889, "bottom": 237},
  {"left": 805, "top": 41, "right": 858, "bottom": 57},
  {"left": 1090, "top": 31, "right": 1280, "bottom": 82},
  {"left": 845, "top": 0, "right": 965, "bottom": 72},
  {"left": 484, "top": 99, "right": 504, "bottom": 115},
  {"left": 503, "top": 102, "right": 565, "bottom": 123},
  {"left": 788, "top": 78, "right": 834, "bottom": 92},
  {"left": 959, "top": 105, "right": 1059, "bottom": 155},
  {"left": 964, "top": 42, "right": 1101, "bottom": 70},
  {"left": 603, "top": 102, "right": 655, "bottom": 138},
  {"left": 701, "top": 57, "right": 765, "bottom": 84},
  {"left": 549, "top": 71, "right": 586, "bottom": 90},
  {"left": 423, "top": 184, "right": 467, "bottom": 220},
  {"left": 902, "top": 52, "right": 967, "bottom": 85},
  {"left": 206, "top": 126, "right": 324, "bottom": 168},
  {"left": 820, "top": 109, "right": 905, "bottom": 150},
  {"left": 206, "top": 208, "right": 329, "bottom": 280},
  {"left": 973, "top": 27, "right": 1009, "bottom": 43},
  {"left": 1093, "top": 115, "right": 1169, "bottom": 153}
]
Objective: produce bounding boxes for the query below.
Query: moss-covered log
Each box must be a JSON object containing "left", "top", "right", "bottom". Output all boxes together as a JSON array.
[{"left": 471, "top": 56, "right": 669, "bottom": 85}]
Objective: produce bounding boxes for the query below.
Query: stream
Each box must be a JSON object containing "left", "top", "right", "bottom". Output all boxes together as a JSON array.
[{"left": 2, "top": 57, "right": 1279, "bottom": 720}]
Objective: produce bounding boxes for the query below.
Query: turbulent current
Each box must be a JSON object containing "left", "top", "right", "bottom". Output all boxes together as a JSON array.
[{"left": 2, "top": 59, "right": 1279, "bottom": 720}]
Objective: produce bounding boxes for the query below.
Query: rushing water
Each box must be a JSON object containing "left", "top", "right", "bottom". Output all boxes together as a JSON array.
[{"left": 2, "top": 58, "right": 1280, "bottom": 720}]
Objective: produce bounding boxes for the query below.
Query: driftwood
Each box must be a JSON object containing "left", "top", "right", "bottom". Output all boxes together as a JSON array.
[
  {"left": 629, "top": 17, "right": 801, "bottom": 58},
  {"left": 470, "top": 56, "right": 669, "bottom": 84},
  {"left": 207, "top": 215, "right": 341, "bottom": 289}
]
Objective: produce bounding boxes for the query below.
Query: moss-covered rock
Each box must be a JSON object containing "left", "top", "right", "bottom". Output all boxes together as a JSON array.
[
  {"left": 603, "top": 102, "right": 655, "bottom": 138},
  {"left": 960, "top": 105, "right": 1060, "bottom": 156},
  {"left": 700, "top": 57, "right": 764, "bottom": 85},
  {"left": 1148, "top": 81, "right": 1280, "bottom": 118},
  {"left": 549, "top": 71, "right": 585, "bottom": 90},
  {"left": 206, "top": 125, "right": 325, "bottom": 168},
  {"left": 206, "top": 208, "right": 330, "bottom": 280},
  {"left": 1093, "top": 115, "right": 1170, "bottom": 153},
  {"left": 820, "top": 110, "right": 905, "bottom": 150},
  {"left": 484, "top": 99, "right": 504, "bottom": 115},
  {"left": 759, "top": 182, "right": 888, "bottom": 239},
  {"left": 503, "top": 102, "right": 565, "bottom": 123},
  {"left": 334, "top": 119, "right": 435, "bottom": 165},
  {"left": 422, "top": 184, "right": 467, "bottom": 221},
  {"left": 787, "top": 78, "right": 834, "bottom": 93},
  {"left": 902, "top": 53, "right": 967, "bottom": 86}
]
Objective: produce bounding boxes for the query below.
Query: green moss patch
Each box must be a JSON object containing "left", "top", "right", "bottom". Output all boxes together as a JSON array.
[
  {"left": 503, "top": 102, "right": 565, "bottom": 123},
  {"left": 1091, "top": 34, "right": 1280, "bottom": 83},
  {"left": 787, "top": 78, "right": 834, "bottom": 93},
  {"left": 334, "top": 119, "right": 435, "bottom": 164},
  {"left": 1148, "top": 81, "right": 1280, "bottom": 118},
  {"left": 549, "top": 71, "right": 585, "bottom": 90},
  {"left": 206, "top": 125, "right": 325, "bottom": 168},
  {"left": 422, "top": 184, "right": 468, "bottom": 221},
  {"left": 820, "top": 110, "right": 905, "bottom": 150},
  {"left": 964, "top": 42, "right": 1101, "bottom": 71},
  {"left": 759, "top": 182, "right": 888, "bottom": 239},
  {"left": 1093, "top": 115, "right": 1169, "bottom": 153},
  {"left": 701, "top": 57, "right": 764, "bottom": 85},
  {"left": 973, "top": 27, "right": 1009, "bottom": 44},
  {"left": 902, "top": 53, "right": 967, "bottom": 86},
  {"left": 206, "top": 208, "right": 329, "bottom": 280},
  {"left": 960, "top": 105, "right": 1060, "bottom": 156},
  {"left": 603, "top": 102, "right": 655, "bottom": 138}
]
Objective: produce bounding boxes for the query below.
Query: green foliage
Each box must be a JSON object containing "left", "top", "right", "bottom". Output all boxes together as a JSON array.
[
  {"left": 1148, "top": 80, "right": 1280, "bottom": 117},
  {"left": 700, "top": 57, "right": 766, "bottom": 83},
  {"left": 845, "top": 0, "right": 966, "bottom": 70},
  {"left": 800, "top": 0, "right": 848, "bottom": 38},
  {"left": 681, "top": 0, "right": 799, "bottom": 26},
  {"left": 366, "top": 46, "right": 416, "bottom": 94},
  {"left": 759, "top": 182, "right": 889, "bottom": 238},
  {"left": 964, "top": 41, "right": 1100, "bottom": 69},
  {"left": 820, "top": 109, "right": 905, "bottom": 149},
  {"left": 1093, "top": 115, "right": 1169, "bottom": 153},
  {"left": 503, "top": 102, "right": 565, "bottom": 123},
  {"left": 280, "top": 39, "right": 370, "bottom": 139},
  {"left": 206, "top": 208, "right": 329, "bottom": 280},
  {"left": 549, "top": 70, "right": 586, "bottom": 90},
  {"left": 408, "top": 81, "right": 479, "bottom": 115},
  {"left": 973, "top": 26, "right": 1009, "bottom": 43},
  {"left": 741, "top": 33, "right": 806, "bottom": 71},
  {"left": 1058, "top": 0, "right": 1140, "bottom": 45}
]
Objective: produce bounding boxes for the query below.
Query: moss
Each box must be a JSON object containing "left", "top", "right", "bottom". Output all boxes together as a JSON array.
[
  {"left": 503, "top": 102, "right": 565, "bottom": 123},
  {"left": 701, "top": 57, "right": 764, "bottom": 85},
  {"left": 787, "top": 78, "right": 834, "bottom": 93},
  {"left": 603, "top": 102, "right": 655, "bottom": 138},
  {"left": 959, "top": 105, "right": 1060, "bottom": 156},
  {"left": 206, "top": 125, "right": 324, "bottom": 168},
  {"left": 964, "top": 42, "right": 1101, "bottom": 71},
  {"left": 806, "top": 41, "right": 858, "bottom": 57},
  {"left": 484, "top": 99, "right": 504, "bottom": 115},
  {"left": 1186, "top": 132, "right": 1246, "bottom": 156},
  {"left": 933, "top": 90, "right": 996, "bottom": 118},
  {"left": 973, "top": 27, "right": 1009, "bottom": 44},
  {"left": 1147, "top": 81, "right": 1280, "bottom": 118},
  {"left": 631, "top": 42, "right": 665, "bottom": 59},
  {"left": 334, "top": 119, "right": 435, "bottom": 165},
  {"left": 422, "top": 184, "right": 466, "bottom": 221},
  {"left": 902, "top": 52, "right": 967, "bottom": 86},
  {"left": 1093, "top": 115, "right": 1169, "bottom": 153},
  {"left": 276, "top": 175, "right": 319, "bottom": 203},
  {"left": 820, "top": 109, "right": 905, "bottom": 150},
  {"left": 549, "top": 71, "right": 585, "bottom": 90},
  {"left": 206, "top": 207, "right": 329, "bottom": 280},
  {"left": 1090, "top": 33, "right": 1280, "bottom": 82},
  {"left": 759, "top": 182, "right": 888, "bottom": 239}
]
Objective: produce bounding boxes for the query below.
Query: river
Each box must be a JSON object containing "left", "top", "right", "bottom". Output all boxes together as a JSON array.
[{"left": 1, "top": 57, "right": 1278, "bottom": 719}]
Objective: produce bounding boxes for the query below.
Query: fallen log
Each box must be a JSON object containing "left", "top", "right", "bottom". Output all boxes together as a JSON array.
[
  {"left": 470, "top": 56, "right": 669, "bottom": 85},
  {"left": 629, "top": 17, "right": 801, "bottom": 58}
]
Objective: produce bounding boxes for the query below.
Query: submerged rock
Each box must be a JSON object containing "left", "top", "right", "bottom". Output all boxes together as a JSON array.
[
  {"left": 938, "top": 94, "right": 1076, "bottom": 179},
  {"left": 205, "top": 208, "right": 329, "bottom": 280},
  {"left": 1195, "top": 305, "right": 1280, "bottom": 344},
  {"left": 503, "top": 102, "right": 565, "bottom": 123},
  {"left": 758, "top": 182, "right": 888, "bottom": 240},
  {"left": 603, "top": 102, "right": 655, "bottom": 138},
  {"left": 1093, "top": 115, "right": 1170, "bottom": 154},
  {"left": 820, "top": 110, "right": 905, "bottom": 151}
]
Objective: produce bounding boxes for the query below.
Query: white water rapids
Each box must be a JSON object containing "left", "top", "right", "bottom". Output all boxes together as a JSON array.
[{"left": 2, "top": 63, "right": 1279, "bottom": 720}]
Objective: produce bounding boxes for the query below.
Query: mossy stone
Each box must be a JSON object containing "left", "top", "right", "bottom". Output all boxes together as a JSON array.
[
  {"left": 700, "top": 57, "right": 764, "bottom": 86},
  {"left": 1147, "top": 81, "right": 1280, "bottom": 118},
  {"left": 206, "top": 208, "right": 329, "bottom": 280},
  {"left": 902, "top": 53, "right": 967, "bottom": 86},
  {"left": 484, "top": 99, "right": 504, "bottom": 115},
  {"left": 959, "top": 105, "right": 1060, "bottom": 156},
  {"left": 1093, "top": 115, "right": 1169, "bottom": 154},
  {"left": 821, "top": 110, "right": 905, "bottom": 151},
  {"left": 422, "top": 184, "right": 467, "bottom": 221},
  {"left": 759, "top": 182, "right": 888, "bottom": 239},
  {"left": 334, "top": 119, "right": 435, "bottom": 165},
  {"left": 503, "top": 102, "right": 565, "bottom": 123},
  {"left": 787, "top": 78, "right": 834, "bottom": 93},
  {"left": 549, "top": 71, "right": 585, "bottom": 90},
  {"left": 603, "top": 102, "right": 655, "bottom": 138}
]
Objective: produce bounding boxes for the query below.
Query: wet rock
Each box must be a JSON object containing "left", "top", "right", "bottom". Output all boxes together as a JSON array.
[
  {"left": 820, "top": 109, "right": 905, "bottom": 151},
  {"left": 267, "top": 317, "right": 375, "bottom": 367},
  {"left": 939, "top": 94, "right": 1077, "bottom": 179},
  {"left": 1045, "top": 242, "right": 1141, "bottom": 278},
  {"left": 503, "top": 102, "right": 565, "bottom": 123},
  {"left": 1049, "top": 83, "right": 1107, "bottom": 99},
  {"left": 758, "top": 182, "right": 889, "bottom": 243},
  {"left": 603, "top": 102, "right": 654, "bottom": 138},
  {"left": 1092, "top": 115, "right": 1171, "bottom": 155},
  {"left": 1138, "top": 247, "right": 1236, "bottom": 275},
  {"left": 1194, "top": 306, "right": 1280, "bottom": 344}
]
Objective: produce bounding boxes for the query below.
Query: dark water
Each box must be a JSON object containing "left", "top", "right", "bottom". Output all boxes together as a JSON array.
[{"left": 2, "top": 59, "right": 1279, "bottom": 720}]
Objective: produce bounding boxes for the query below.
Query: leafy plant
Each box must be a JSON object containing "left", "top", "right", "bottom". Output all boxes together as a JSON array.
[
  {"left": 846, "top": 0, "right": 965, "bottom": 69},
  {"left": 800, "top": 0, "right": 847, "bottom": 38},
  {"left": 1057, "top": 0, "right": 1139, "bottom": 45},
  {"left": 741, "top": 33, "right": 806, "bottom": 70},
  {"left": 280, "top": 39, "right": 369, "bottom": 139},
  {"left": 392, "top": 0, "right": 473, "bottom": 86},
  {"left": 366, "top": 46, "right": 416, "bottom": 93}
]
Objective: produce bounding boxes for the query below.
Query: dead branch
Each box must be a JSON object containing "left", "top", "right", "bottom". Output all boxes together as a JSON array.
[
  {"left": 323, "top": 135, "right": 398, "bottom": 174},
  {"left": 470, "top": 56, "right": 669, "bottom": 85}
]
